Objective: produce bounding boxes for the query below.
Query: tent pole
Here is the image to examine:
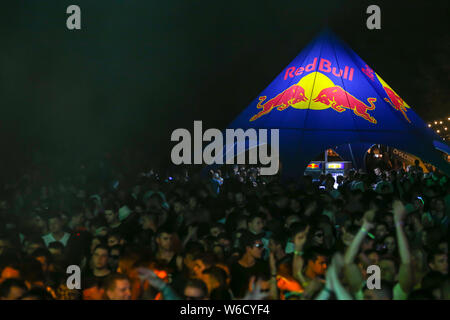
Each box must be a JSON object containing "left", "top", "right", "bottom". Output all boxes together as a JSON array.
[
  {"left": 324, "top": 149, "right": 328, "bottom": 174},
  {"left": 348, "top": 143, "right": 357, "bottom": 170}
]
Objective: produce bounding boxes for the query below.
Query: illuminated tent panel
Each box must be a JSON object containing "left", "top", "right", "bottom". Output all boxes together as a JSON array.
[{"left": 226, "top": 30, "right": 450, "bottom": 177}]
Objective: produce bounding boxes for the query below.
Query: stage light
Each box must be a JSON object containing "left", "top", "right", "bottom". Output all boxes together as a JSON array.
[
  {"left": 440, "top": 121, "right": 443, "bottom": 124},
  {"left": 428, "top": 124, "right": 431, "bottom": 127},
  {"left": 437, "top": 130, "right": 440, "bottom": 133},
  {"left": 435, "top": 121, "right": 438, "bottom": 124}
]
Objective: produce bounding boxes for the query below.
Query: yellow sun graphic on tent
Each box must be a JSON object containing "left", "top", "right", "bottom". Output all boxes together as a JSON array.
[
  {"left": 290, "top": 72, "right": 334, "bottom": 110},
  {"left": 250, "top": 72, "right": 377, "bottom": 124}
]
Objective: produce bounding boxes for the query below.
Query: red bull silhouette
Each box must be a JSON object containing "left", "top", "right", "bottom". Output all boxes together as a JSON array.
[
  {"left": 361, "top": 64, "right": 375, "bottom": 81},
  {"left": 383, "top": 86, "right": 411, "bottom": 123},
  {"left": 313, "top": 86, "right": 377, "bottom": 124},
  {"left": 250, "top": 84, "right": 308, "bottom": 121}
]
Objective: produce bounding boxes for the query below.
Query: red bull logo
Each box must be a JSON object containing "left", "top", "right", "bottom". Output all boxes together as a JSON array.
[
  {"left": 383, "top": 86, "right": 410, "bottom": 123},
  {"left": 249, "top": 72, "right": 377, "bottom": 124},
  {"left": 249, "top": 84, "right": 308, "bottom": 121},
  {"left": 284, "top": 58, "right": 354, "bottom": 81},
  {"left": 307, "top": 163, "right": 320, "bottom": 169},
  {"left": 375, "top": 73, "right": 411, "bottom": 123},
  {"left": 361, "top": 64, "right": 375, "bottom": 81},
  {"left": 313, "top": 86, "right": 377, "bottom": 124}
]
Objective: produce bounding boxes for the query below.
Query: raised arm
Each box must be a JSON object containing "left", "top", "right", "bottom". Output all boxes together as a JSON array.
[
  {"left": 392, "top": 200, "right": 414, "bottom": 293},
  {"left": 329, "top": 253, "right": 353, "bottom": 300},
  {"left": 344, "top": 209, "right": 375, "bottom": 264},
  {"left": 343, "top": 210, "right": 375, "bottom": 293},
  {"left": 268, "top": 251, "right": 279, "bottom": 300},
  {"left": 137, "top": 268, "right": 181, "bottom": 300},
  {"left": 292, "top": 226, "right": 310, "bottom": 288},
  {"left": 182, "top": 225, "right": 198, "bottom": 248}
]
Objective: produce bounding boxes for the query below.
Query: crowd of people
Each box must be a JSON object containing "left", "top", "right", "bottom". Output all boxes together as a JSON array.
[{"left": 0, "top": 156, "right": 448, "bottom": 300}]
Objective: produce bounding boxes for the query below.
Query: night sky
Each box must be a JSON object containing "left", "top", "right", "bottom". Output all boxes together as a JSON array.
[{"left": 0, "top": 0, "right": 448, "bottom": 177}]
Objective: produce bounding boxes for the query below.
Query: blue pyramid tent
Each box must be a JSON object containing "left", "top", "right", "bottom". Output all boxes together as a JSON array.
[{"left": 223, "top": 30, "right": 450, "bottom": 177}]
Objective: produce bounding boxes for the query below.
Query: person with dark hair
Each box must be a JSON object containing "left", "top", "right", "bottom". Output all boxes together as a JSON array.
[
  {"left": 427, "top": 250, "right": 448, "bottom": 275},
  {"left": 229, "top": 231, "right": 269, "bottom": 298},
  {"left": 135, "top": 212, "right": 157, "bottom": 245},
  {"left": 269, "top": 233, "right": 289, "bottom": 266},
  {"left": 153, "top": 227, "right": 178, "bottom": 277},
  {"left": 89, "top": 236, "right": 107, "bottom": 255},
  {"left": 170, "top": 241, "right": 205, "bottom": 295},
  {"left": 192, "top": 252, "right": 216, "bottom": 280},
  {"left": 0, "top": 278, "right": 27, "bottom": 300},
  {"left": 104, "top": 203, "right": 124, "bottom": 237},
  {"left": 201, "top": 266, "right": 230, "bottom": 297},
  {"left": 83, "top": 245, "right": 111, "bottom": 290},
  {"left": 102, "top": 273, "right": 131, "bottom": 300},
  {"left": 247, "top": 212, "right": 271, "bottom": 259},
  {"left": 247, "top": 213, "right": 265, "bottom": 236},
  {"left": 297, "top": 248, "right": 328, "bottom": 288},
  {"left": 308, "top": 225, "right": 327, "bottom": 249}
]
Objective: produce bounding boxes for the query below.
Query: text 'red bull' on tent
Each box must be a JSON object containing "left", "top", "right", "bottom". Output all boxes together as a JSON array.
[{"left": 224, "top": 30, "right": 450, "bottom": 178}]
